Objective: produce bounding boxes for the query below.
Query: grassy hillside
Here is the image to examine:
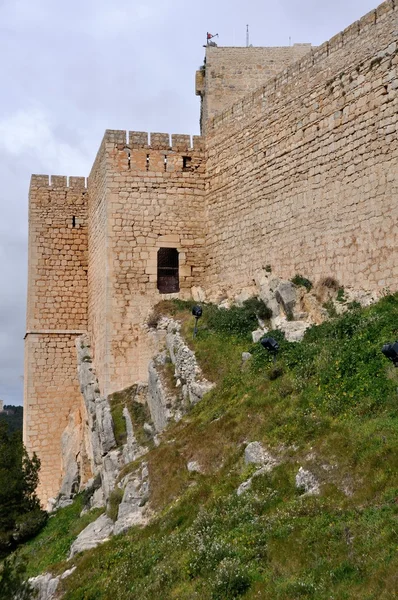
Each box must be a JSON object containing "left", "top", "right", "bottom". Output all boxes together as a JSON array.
[{"left": 21, "top": 294, "right": 398, "bottom": 599}]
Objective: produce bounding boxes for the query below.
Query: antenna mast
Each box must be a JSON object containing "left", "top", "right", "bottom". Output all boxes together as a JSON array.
[{"left": 246, "top": 24, "right": 249, "bottom": 47}]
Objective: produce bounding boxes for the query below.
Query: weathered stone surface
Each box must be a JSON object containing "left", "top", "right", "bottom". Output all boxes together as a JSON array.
[
  {"left": 295, "top": 467, "right": 320, "bottom": 495},
  {"left": 69, "top": 513, "right": 114, "bottom": 558},
  {"left": 241, "top": 352, "right": 253, "bottom": 363},
  {"left": 187, "top": 461, "right": 202, "bottom": 473},
  {"left": 275, "top": 282, "right": 297, "bottom": 317},
  {"left": 252, "top": 328, "right": 268, "bottom": 343},
  {"left": 191, "top": 286, "right": 206, "bottom": 302},
  {"left": 114, "top": 462, "right": 151, "bottom": 535},
  {"left": 245, "top": 442, "right": 278, "bottom": 470},
  {"left": 147, "top": 319, "right": 214, "bottom": 432},
  {"left": 29, "top": 568, "right": 76, "bottom": 600},
  {"left": 272, "top": 317, "right": 311, "bottom": 342},
  {"left": 29, "top": 573, "right": 60, "bottom": 600},
  {"left": 101, "top": 450, "right": 123, "bottom": 502}
]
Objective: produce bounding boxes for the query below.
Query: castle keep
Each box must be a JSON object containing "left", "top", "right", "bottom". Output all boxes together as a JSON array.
[{"left": 25, "top": 0, "right": 398, "bottom": 504}]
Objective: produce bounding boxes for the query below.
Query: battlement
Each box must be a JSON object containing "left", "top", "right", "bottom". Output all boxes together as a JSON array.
[
  {"left": 102, "top": 129, "right": 204, "bottom": 152},
  {"left": 208, "top": 0, "right": 396, "bottom": 133},
  {"left": 30, "top": 175, "right": 87, "bottom": 190}
]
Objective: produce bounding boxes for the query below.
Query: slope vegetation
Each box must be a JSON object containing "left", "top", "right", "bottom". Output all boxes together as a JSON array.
[{"left": 22, "top": 294, "right": 398, "bottom": 599}]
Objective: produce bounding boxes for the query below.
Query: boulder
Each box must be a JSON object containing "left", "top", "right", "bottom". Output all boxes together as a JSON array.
[
  {"left": 295, "top": 467, "right": 320, "bottom": 495},
  {"left": 252, "top": 329, "right": 268, "bottom": 343},
  {"left": 114, "top": 463, "right": 151, "bottom": 535},
  {"left": 275, "top": 281, "right": 297, "bottom": 317},
  {"left": 69, "top": 513, "right": 114, "bottom": 558},
  {"left": 29, "top": 573, "right": 60, "bottom": 600},
  {"left": 244, "top": 442, "right": 278, "bottom": 470},
  {"left": 187, "top": 461, "right": 202, "bottom": 473}
]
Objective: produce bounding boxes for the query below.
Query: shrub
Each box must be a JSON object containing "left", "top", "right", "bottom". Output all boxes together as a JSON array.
[
  {"left": 211, "top": 558, "right": 251, "bottom": 599},
  {"left": 320, "top": 276, "right": 340, "bottom": 290},
  {"left": 0, "top": 553, "right": 32, "bottom": 600},
  {"left": 242, "top": 297, "right": 272, "bottom": 321},
  {"left": 12, "top": 509, "right": 48, "bottom": 544},
  {"left": 291, "top": 274, "right": 313, "bottom": 291},
  {"left": 336, "top": 287, "right": 346, "bottom": 303},
  {"left": 206, "top": 298, "right": 272, "bottom": 338}
]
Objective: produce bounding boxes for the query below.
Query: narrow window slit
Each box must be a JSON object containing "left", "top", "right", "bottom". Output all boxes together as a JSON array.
[
  {"left": 72, "top": 216, "right": 76, "bottom": 228},
  {"left": 182, "top": 156, "right": 192, "bottom": 171},
  {"left": 146, "top": 154, "right": 150, "bottom": 171},
  {"left": 164, "top": 155, "right": 167, "bottom": 172},
  {"left": 127, "top": 151, "right": 131, "bottom": 169}
]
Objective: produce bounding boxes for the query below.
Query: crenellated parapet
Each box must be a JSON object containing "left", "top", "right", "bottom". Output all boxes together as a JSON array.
[
  {"left": 30, "top": 175, "right": 87, "bottom": 190},
  {"left": 102, "top": 129, "right": 203, "bottom": 151}
]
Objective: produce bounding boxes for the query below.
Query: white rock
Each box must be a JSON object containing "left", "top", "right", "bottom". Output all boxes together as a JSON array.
[
  {"left": 241, "top": 352, "right": 252, "bottom": 362},
  {"left": 29, "top": 573, "right": 60, "bottom": 600},
  {"left": 252, "top": 329, "right": 268, "bottom": 343},
  {"left": 114, "top": 463, "right": 151, "bottom": 536},
  {"left": 237, "top": 479, "right": 252, "bottom": 496},
  {"left": 187, "top": 461, "right": 202, "bottom": 473},
  {"left": 275, "top": 281, "right": 297, "bottom": 316},
  {"left": 69, "top": 513, "right": 114, "bottom": 558},
  {"left": 245, "top": 442, "right": 278, "bottom": 470},
  {"left": 295, "top": 467, "right": 320, "bottom": 495}
]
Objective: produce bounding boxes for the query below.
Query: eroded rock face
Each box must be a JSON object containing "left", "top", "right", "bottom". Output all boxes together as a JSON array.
[
  {"left": 69, "top": 513, "right": 114, "bottom": 558},
  {"left": 114, "top": 462, "right": 151, "bottom": 536},
  {"left": 29, "top": 568, "right": 76, "bottom": 600},
  {"left": 295, "top": 467, "right": 320, "bottom": 496},
  {"left": 238, "top": 442, "right": 279, "bottom": 496},
  {"left": 147, "top": 319, "right": 214, "bottom": 432},
  {"left": 245, "top": 442, "right": 278, "bottom": 470},
  {"left": 54, "top": 335, "right": 117, "bottom": 510}
]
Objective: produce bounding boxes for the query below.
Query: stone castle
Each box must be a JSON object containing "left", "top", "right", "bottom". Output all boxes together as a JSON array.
[{"left": 24, "top": 0, "right": 398, "bottom": 504}]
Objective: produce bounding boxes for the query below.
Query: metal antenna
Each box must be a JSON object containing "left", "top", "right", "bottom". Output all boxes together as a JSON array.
[{"left": 246, "top": 24, "right": 249, "bottom": 47}]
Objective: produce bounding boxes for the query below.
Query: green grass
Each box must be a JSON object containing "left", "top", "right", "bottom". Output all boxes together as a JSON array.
[
  {"left": 20, "top": 495, "right": 103, "bottom": 578},
  {"left": 109, "top": 385, "right": 154, "bottom": 448},
  {"left": 20, "top": 294, "right": 398, "bottom": 598}
]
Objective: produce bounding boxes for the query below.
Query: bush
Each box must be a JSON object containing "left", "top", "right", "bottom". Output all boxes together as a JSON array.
[
  {"left": 291, "top": 274, "right": 313, "bottom": 291},
  {"left": 0, "top": 553, "right": 32, "bottom": 600},
  {"left": 242, "top": 297, "right": 272, "bottom": 321},
  {"left": 12, "top": 509, "right": 48, "bottom": 544},
  {"left": 211, "top": 558, "right": 251, "bottom": 599},
  {"left": 206, "top": 298, "right": 272, "bottom": 337}
]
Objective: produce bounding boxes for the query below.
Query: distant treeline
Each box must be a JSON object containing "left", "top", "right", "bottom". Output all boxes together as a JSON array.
[{"left": 0, "top": 406, "right": 23, "bottom": 435}]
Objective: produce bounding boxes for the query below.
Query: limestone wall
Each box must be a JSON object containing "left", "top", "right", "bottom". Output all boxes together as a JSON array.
[
  {"left": 88, "top": 130, "right": 206, "bottom": 396},
  {"left": 198, "top": 44, "right": 313, "bottom": 131},
  {"left": 205, "top": 1, "right": 398, "bottom": 295},
  {"left": 24, "top": 176, "right": 88, "bottom": 504}
]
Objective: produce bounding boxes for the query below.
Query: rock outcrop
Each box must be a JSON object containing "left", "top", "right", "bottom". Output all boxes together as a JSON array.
[
  {"left": 69, "top": 513, "right": 114, "bottom": 558},
  {"left": 147, "top": 319, "right": 214, "bottom": 433},
  {"left": 114, "top": 462, "right": 151, "bottom": 535}
]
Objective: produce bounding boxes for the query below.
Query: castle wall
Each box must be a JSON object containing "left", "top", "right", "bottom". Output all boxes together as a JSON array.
[
  {"left": 198, "top": 44, "right": 313, "bottom": 131},
  {"left": 204, "top": 1, "right": 398, "bottom": 295},
  {"left": 88, "top": 130, "right": 206, "bottom": 396},
  {"left": 24, "top": 176, "right": 88, "bottom": 503},
  {"left": 87, "top": 138, "right": 109, "bottom": 397}
]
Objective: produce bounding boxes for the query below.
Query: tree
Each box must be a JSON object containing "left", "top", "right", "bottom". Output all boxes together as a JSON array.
[{"left": 0, "top": 421, "right": 47, "bottom": 558}]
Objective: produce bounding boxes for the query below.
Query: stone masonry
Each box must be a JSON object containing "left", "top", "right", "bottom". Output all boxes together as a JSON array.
[{"left": 25, "top": 0, "right": 398, "bottom": 505}]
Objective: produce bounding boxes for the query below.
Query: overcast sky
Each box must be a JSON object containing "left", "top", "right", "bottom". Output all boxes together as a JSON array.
[{"left": 0, "top": 0, "right": 378, "bottom": 406}]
